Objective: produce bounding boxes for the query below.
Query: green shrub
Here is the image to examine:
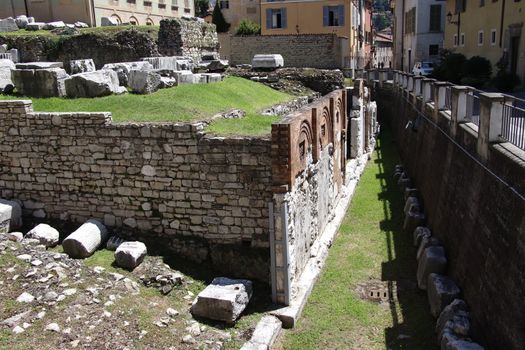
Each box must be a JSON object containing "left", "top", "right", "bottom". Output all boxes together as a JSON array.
[
  {"left": 212, "top": 3, "right": 230, "bottom": 33},
  {"left": 431, "top": 51, "right": 467, "bottom": 84},
  {"left": 235, "top": 20, "right": 261, "bottom": 35},
  {"left": 493, "top": 71, "right": 521, "bottom": 92},
  {"left": 460, "top": 56, "right": 492, "bottom": 88}
]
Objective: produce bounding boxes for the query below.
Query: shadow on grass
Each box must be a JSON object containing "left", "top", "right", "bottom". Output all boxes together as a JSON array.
[{"left": 373, "top": 127, "right": 438, "bottom": 349}]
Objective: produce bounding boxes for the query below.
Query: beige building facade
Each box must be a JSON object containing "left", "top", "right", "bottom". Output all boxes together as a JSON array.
[
  {"left": 0, "top": 0, "right": 194, "bottom": 27},
  {"left": 218, "top": 0, "right": 261, "bottom": 31},
  {"left": 444, "top": 0, "right": 524, "bottom": 84}
]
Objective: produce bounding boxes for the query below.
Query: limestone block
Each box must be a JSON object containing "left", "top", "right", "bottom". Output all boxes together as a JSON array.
[
  {"left": 26, "top": 223, "right": 59, "bottom": 247},
  {"left": 74, "top": 22, "right": 89, "bottom": 28},
  {"left": 115, "top": 241, "right": 147, "bottom": 270},
  {"left": 427, "top": 273, "right": 461, "bottom": 317},
  {"left": 62, "top": 219, "right": 108, "bottom": 259},
  {"left": 26, "top": 22, "right": 46, "bottom": 31},
  {"left": 436, "top": 299, "right": 469, "bottom": 336},
  {"left": 69, "top": 59, "right": 96, "bottom": 74},
  {"left": 191, "top": 277, "right": 253, "bottom": 323},
  {"left": 403, "top": 206, "right": 425, "bottom": 234},
  {"left": 65, "top": 70, "right": 123, "bottom": 98},
  {"left": 413, "top": 226, "right": 431, "bottom": 247},
  {"left": 15, "top": 16, "right": 29, "bottom": 29},
  {"left": 174, "top": 70, "right": 194, "bottom": 84},
  {"left": 102, "top": 61, "right": 153, "bottom": 86},
  {"left": 206, "top": 59, "right": 229, "bottom": 71},
  {"left": 441, "top": 329, "right": 463, "bottom": 350},
  {"left": 44, "top": 21, "right": 65, "bottom": 30},
  {"left": 240, "top": 342, "right": 266, "bottom": 350},
  {"left": 0, "top": 59, "right": 15, "bottom": 93},
  {"left": 0, "top": 18, "right": 18, "bottom": 32},
  {"left": 202, "top": 73, "right": 222, "bottom": 83},
  {"left": 15, "top": 62, "right": 64, "bottom": 70},
  {"left": 249, "top": 315, "right": 282, "bottom": 348},
  {"left": 128, "top": 69, "right": 162, "bottom": 94},
  {"left": 0, "top": 199, "right": 22, "bottom": 233},
  {"left": 12, "top": 67, "right": 68, "bottom": 97},
  {"left": 160, "top": 76, "right": 177, "bottom": 88},
  {"left": 101, "top": 17, "right": 118, "bottom": 26},
  {"left": 417, "top": 246, "right": 447, "bottom": 290},
  {"left": 251, "top": 54, "right": 284, "bottom": 69},
  {"left": 417, "top": 235, "right": 441, "bottom": 261},
  {"left": 142, "top": 56, "right": 193, "bottom": 71},
  {"left": 404, "top": 196, "right": 419, "bottom": 215}
]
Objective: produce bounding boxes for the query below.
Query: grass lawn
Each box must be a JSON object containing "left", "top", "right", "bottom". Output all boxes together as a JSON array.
[
  {"left": 0, "top": 77, "right": 292, "bottom": 136},
  {"left": 276, "top": 127, "right": 438, "bottom": 350}
]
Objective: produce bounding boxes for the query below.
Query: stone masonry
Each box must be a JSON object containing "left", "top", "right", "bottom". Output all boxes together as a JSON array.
[{"left": 0, "top": 100, "right": 272, "bottom": 281}]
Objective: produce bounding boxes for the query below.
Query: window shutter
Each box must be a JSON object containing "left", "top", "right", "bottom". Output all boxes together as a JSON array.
[
  {"left": 339, "top": 5, "right": 345, "bottom": 26},
  {"left": 266, "top": 9, "right": 272, "bottom": 28},
  {"left": 323, "top": 6, "right": 329, "bottom": 26},
  {"left": 281, "top": 8, "right": 287, "bottom": 28}
]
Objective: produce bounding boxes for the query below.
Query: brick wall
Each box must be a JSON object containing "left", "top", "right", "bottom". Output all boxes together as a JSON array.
[
  {"left": 0, "top": 100, "right": 272, "bottom": 281},
  {"left": 375, "top": 81, "right": 525, "bottom": 350},
  {"left": 223, "top": 34, "right": 346, "bottom": 69}
]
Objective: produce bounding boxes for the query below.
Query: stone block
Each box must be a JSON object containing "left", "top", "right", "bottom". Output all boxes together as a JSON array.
[
  {"left": 102, "top": 61, "right": 153, "bottom": 86},
  {"left": 0, "top": 59, "right": 15, "bottom": 93},
  {"left": 26, "top": 223, "right": 59, "bottom": 247},
  {"left": 249, "top": 315, "right": 282, "bottom": 349},
  {"left": 26, "top": 22, "right": 46, "bottom": 31},
  {"left": 69, "top": 59, "right": 96, "bottom": 74},
  {"left": 12, "top": 67, "right": 68, "bottom": 97},
  {"left": 251, "top": 54, "right": 284, "bottom": 69},
  {"left": 142, "top": 56, "right": 193, "bottom": 71},
  {"left": 0, "top": 18, "right": 18, "bottom": 32},
  {"left": 404, "top": 196, "right": 419, "bottom": 215},
  {"left": 417, "top": 235, "right": 441, "bottom": 261},
  {"left": 427, "top": 273, "right": 461, "bottom": 317},
  {"left": 191, "top": 277, "right": 253, "bottom": 323},
  {"left": 65, "top": 70, "right": 124, "bottom": 98},
  {"left": 413, "top": 226, "right": 431, "bottom": 247},
  {"left": 62, "top": 219, "right": 108, "bottom": 259},
  {"left": 403, "top": 206, "right": 425, "bottom": 234},
  {"left": 15, "top": 61, "right": 64, "bottom": 69},
  {"left": 128, "top": 69, "right": 162, "bottom": 94},
  {"left": 101, "top": 17, "right": 118, "bottom": 26},
  {"left": 74, "top": 22, "right": 89, "bottom": 28},
  {"left": 397, "top": 175, "right": 412, "bottom": 192},
  {"left": 404, "top": 188, "right": 419, "bottom": 201},
  {"left": 15, "top": 16, "right": 29, "bottom": 29},
  {"left": 202, "top": 73, "right": 222, "bottom": 83},
  {"left": 417, "top": 246, "right": 447, "bottom": 290},
  {"left": 115, "top": 241, "right": 147, "bottom": 270},
  {"left": 174, "top": 70, "right": 194, "bottom": 84},
  {"left": 436, "top": 299, "right": 469, "bottom": 336},
  {"left": 44, "top": 21, "right": 65, "bottom": 30},
  {"left": 0, "top": 199, "right": 22, "bottom": 233}
]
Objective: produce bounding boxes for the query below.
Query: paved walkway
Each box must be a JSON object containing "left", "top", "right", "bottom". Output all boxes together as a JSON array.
[{"left": 276, "top": 127, "right": 438, "bottom": 350}]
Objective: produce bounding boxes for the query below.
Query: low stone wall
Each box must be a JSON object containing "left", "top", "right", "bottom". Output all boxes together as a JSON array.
[
  {"left": 0, "top": 100, "right": 272, "bottom": 281},
  {"left": 224, "top": 34, "right": 346, "bottom": 69},
  {"left": 374, "top": 74, "right": 525, "bottom": 350}
]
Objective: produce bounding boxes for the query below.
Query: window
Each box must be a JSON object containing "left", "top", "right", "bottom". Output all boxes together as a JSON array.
[
  {"left": 460, "top": 33, "right": 465, "bottom": 46},
  {"left": 490, "top": 29, "right": 497, "bottom": 45},
  {"left": 129, "top": 16, "right": 138, "bottom": 25},
  {"left": 323, "top": 5, "right": 345, "bottom": 27},
  {"left": 478, "top": 30, "right": 484, "bottom": 45},
  {"left": 429, "top": 44, "right": 439, "bottom": 55},
  {"left": 480, "top": 0, "right": 485, "bottom": 6},
  {"left": 405, "top": 7, "right": 416, "bottom": 34},
  {"left": 127, "top": 0, "right": 136, "bottom": 4},
  {"left": 172, "top": 0, "right": 178, "bottom": 11},
  {"left": 146, "top": 18, "right": 154, "bottom": 25},
  {"left": 265, "top": 8, "right": 287, "bottom": 29},
  {"left": 143, "top": 0, "right": 152, "bottom": 6},
  {"left": 429, "top": 5, "right": 441, "bottom": 32},
  {"left": 453, "top": 34, "right": 458, "bottom": 46},
  {"left": 455, "top": 0, "right": 466, "bottom": 12},
  {"left": 219, "top": 0, "right": 229, "bottom": 9}
]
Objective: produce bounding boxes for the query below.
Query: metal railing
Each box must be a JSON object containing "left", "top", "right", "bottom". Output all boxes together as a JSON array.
[
  {"left": 501, "top": 100, "right": 525, "bottom": 151},
  {"left": 465, "top": 92, "right": 480, "bottom": 126},
  {"left": 444, "top": 86, "right": 452, "bottom": 110}
]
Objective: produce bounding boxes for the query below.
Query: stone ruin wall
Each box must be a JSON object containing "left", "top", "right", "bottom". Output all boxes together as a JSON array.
[
  {"left": 0, "top": 18, "right": 219, "bottom": 67},
  {"left": 0, "top": 100, "right": 272, "bottom": 281},
  {"left": 270, "top": 90, "right": 347, "bottom": 304},
  {"left": 158, "top": 19, "right": 219, "bottom": 62}
]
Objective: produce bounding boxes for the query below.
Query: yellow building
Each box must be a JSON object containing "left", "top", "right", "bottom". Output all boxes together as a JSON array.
[
  {"left": 444, "top": 0, "right": 524, "bottom": 85},
  {"left": 0, "top": 0, "right": 194, "bottom": 27},
  {"left": 218, "top": 0, "right": 261, "bottom": 31}
]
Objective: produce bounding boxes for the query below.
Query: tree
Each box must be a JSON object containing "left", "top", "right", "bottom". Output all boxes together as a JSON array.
[
  {"left": 235, "top": 20, "right": 261, "bottom": 35},
  {"left": 194, "top": 0, "right": 210, "bottom": 17},
  {"left": 212, "top": 3, "right": 230, "bottom": 33}
]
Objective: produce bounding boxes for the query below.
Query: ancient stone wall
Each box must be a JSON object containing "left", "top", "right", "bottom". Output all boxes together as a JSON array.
[
  {"left": 158, "top": 18, "right": 219, "bottom": 62},
  {"left": 375, "top": 78, "right": 525, "bottom": 350},
  {"left": 0, "top": 100, "right": 272, "bottom": 281},
  {"left": 270, "top": 90, "right": 348, "bottom": 304},
  {"left": 0, "top": 29, "right": 159, "bottom": 68},
  {"left": 225, "top": 34, "right": 346, "bottom": 69}
]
